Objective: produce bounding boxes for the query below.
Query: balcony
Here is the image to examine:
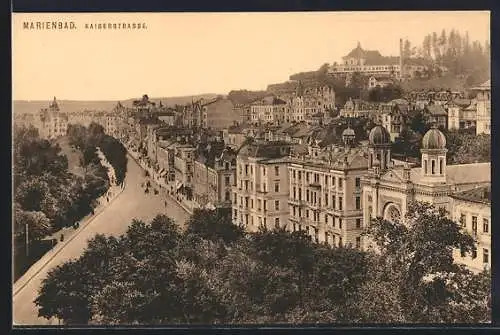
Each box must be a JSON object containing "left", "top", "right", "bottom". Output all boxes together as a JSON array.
[
  {"left": 288, "top": 199, "right": 307, "bottom": 207},
  {"left": 309, "top": 182, "right": 322, "bottom": 189}
]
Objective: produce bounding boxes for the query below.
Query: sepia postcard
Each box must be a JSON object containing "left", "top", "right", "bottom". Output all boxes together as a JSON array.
[{"left": 12, "top": 11, "right": 491, "bottom": 327}]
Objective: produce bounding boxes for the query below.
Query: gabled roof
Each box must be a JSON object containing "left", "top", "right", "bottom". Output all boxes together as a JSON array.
[
  {"left": 425, "top": 104, "right": 447, "bottom": 116},
  {"left": 343, "top": 43, "right": 382, "bottom": 60}
]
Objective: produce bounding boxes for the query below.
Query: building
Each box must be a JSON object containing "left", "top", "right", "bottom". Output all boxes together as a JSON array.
[
  {"left": 193, "top": 146, "right": 237, "bottom": 211},
  {"left": 173, "top": 144, "right": 197, "bottom": 200},
  {"left": 288, "top": 127, "right": 369, "bottom": 247},
  {"left": 222, "top": 123, "right": 250, "bottom": 150},
  {"left": 131, "top": 94, "right": 157, "bottom": 118},
  {"left": 361, "top": 126, "right": 490, "bottom": 271},
  {"left": 232, "top": 141, "right": 292, "bottom": 232},
  {"left": 198, "top": 97, "right": 239, "bottom": 130},
  {"left": 368, "top": 76, "right": 395, "bottom": 89},
  {"left": 449, "top": 186, "right": 491, "bottom": 272},
  {"left": 38, "top": 97, "right": 69, "bottom": 139},
  {"left": 340, "top": 98, "right": 379, "bottom": 118},
  {"left": 328, "top": 40, "right": 432, "bottom": 80},
  {"left": 471, "top": 80, "right": 491, "bottom": 135},
  {"left": 445, "top": 99, "right": 476, "bottom": 131},
  {"left": 285, "top": 82, "right": 336, "bottom": 123},
  {"left": 250, "top": 96, "right": 287, "bottom": 125},
  {"left": 375, "top": 101, "right": 406, "bottom": 142},
  {"left": 424, "top": 104, "right": 448, "bottom": 129}
]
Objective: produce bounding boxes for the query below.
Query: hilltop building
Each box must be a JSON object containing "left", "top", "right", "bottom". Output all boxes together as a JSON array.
[{"left": 328, "top": 40, "right": 433, "bottom": 81}]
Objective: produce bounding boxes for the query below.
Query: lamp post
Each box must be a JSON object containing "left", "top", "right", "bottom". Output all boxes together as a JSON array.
[{"left": 25, "top": 222, "right": 29, "bottom": 257}]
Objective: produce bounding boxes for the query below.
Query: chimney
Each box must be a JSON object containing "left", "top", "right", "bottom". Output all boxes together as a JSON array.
[{"left": 399, "top": 38, "right": 404, "bottom": 81}]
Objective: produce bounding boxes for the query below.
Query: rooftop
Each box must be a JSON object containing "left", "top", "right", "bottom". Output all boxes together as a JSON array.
[
  {"left": 450, "top": 185, "right": 491, "bottom": 205},
  {"left": 406, "top": 162, "right": 490, "bottom": 186}
]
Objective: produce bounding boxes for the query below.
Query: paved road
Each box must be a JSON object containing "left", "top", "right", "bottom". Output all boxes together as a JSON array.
[{"left": 13, "top": 155, "right": 191, "bottom": 325}]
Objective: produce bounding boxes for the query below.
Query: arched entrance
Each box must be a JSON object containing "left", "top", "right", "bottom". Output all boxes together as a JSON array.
[{"left": 383, "top": 203, "right": 401, "bottom": 222}]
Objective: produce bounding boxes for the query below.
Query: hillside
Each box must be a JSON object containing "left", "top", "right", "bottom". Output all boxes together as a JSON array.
[{"left": 13, "top": 94, "right": 220, "bottom": 115}]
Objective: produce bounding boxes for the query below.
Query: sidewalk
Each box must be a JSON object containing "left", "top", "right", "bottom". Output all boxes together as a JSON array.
[{"left": 13, "top": 152, "right": 125, "bottom": 296}]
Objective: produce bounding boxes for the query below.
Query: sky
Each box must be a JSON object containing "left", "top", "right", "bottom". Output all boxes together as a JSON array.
[{"left": 12, "top": 11, "right": 490, "bottom": 101}]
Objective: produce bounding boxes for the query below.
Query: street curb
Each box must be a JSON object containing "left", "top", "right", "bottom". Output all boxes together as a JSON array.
[{"left": 13, "top": 181, "right": 126, "bottom": 298}]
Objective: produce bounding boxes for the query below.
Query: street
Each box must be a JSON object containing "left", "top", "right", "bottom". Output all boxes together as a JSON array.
[{"left": 12, "top": 154, "right": 191, "bottom": 325}]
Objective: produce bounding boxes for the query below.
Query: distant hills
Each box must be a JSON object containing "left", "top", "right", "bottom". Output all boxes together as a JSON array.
[{"left": 13, "top": 94, "right": 219, "bottom": 114}]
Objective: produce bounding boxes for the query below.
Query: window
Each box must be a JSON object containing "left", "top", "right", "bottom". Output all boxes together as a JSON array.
[
  {"left": 483, "top": 249, "right": 489, "bottom": 264},
  {"left": 339, "top": 179, "right": 343, "bottom": 189},
  {"left": 298, "top": 188, "right": 302, "bottom": 200},
  {"left": 339, "top": 218, "right": 343, "bottom": 229},
  {"left": 275, "top": 200, "right": 280, "bottom": 211},
  {"left": 298, "top": 171, "right": 301, "bottom": 180},
  {"left": 424, "top": 160, "right": 428, "bottom": 174},
  {"left": 356, "top": 237, "right": 361, "bottom": 249},
  {"left": 306, "top": 190, "right": 310, "bottom": 202},
  {"left": 274, "top": 183, "right": 280, "bottom": 193},
  {"left": 459, "top": 213, "right": 466, "bottom": 227},
  {"left": 339, "top": 197, "right": 343, "bottom": 211},
  {"left": 275, "top": 166, "right": 279, "bottom": 176},
  {"left": 225, "top": 191, "right": 230, "bottom": 201},
  {"left": 262, "top": 167, "right": 266, "bottom": 176},
  {"left": 332, "top": 177, "right": 335, "bottom": 186},
  {"left": 356, "top": 218, "right": 361, "bottom": 228},
  {"left": 472, "top": 249, "right": 477, "bottom": 259},
  {"left": 355, "top": 177, "right": 361, "bottom": 188},
  {"left": 332, "top": 195, "right": 336, "bottom": 209},
  {"left": 325, "top": 193, "right": 329, "bottom": 206},
  {"left": 431, "top": 160, "right": 435, "bottom": 174},
  {"left": 356, "top": 197, "right": 361, "bottom": 210},
  {"left": 306, "top": 210, "right": 310, "bottom": 218},
  {"left": 325, "top": 215, "right": 329, "bottom": 224},
  {"left": 293, "top": 170, "right": 296, "bottom": 179},
  {"left": 483, "top": 218, "right": 489, "bottom": 233},
  {"left": 245, "top": 164, "right": 249, "bottom": 175},
  {"left": 439, "top": 158, "right": 444, "bottom": 175},
  {"left": 339, "top": 237, "right": 343, "bottom": 247},
  {"left": 293, "top": 187, "right": 297, "bottom": 199},
  {"left": 472, "top": 216, "right": 478, "bottom": 235},
  {"left": 263, "top": 200, "right": 267, "bottom": 211},
  {"left": 275, "top": 218, "right": 280, "bottom": 229}
]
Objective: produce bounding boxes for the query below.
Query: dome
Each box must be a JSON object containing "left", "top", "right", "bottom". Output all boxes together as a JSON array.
[
  {"left": 422, "top": 128, "right": 446, "bottom": 149},
  {"left": 368, "top": 125, "right": 390, "bottom": 146},
  {"left": 342, "top": 126, "right": 355, "bottom": 137}
]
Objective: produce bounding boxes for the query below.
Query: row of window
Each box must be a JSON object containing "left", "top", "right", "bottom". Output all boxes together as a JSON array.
[
  {"left": 234, "top": 210, "right": 281, "bottom": 229},
  {"left": 239, "top": 164, "right": 281, "bottom": 177},
  {"left": 290, "top": 171, "right": 362, "bottom": 189},
  {"left": 291, "top": 224, "right": 362, "bottom": 248},
  {"left": 459, "top": 214, "right": 489, "bottom": 234},
  {"left": 237, "top": 180, "right": 281, "bottom": 193},
  {"left": 234, "top": 195, "right": 282, "bottom": 211},
  {"left": 460, "top": 247, "right": 489, "bottom": 264},
  {"left": 291, "top": 188, "right": 362, "bottom": 211}
]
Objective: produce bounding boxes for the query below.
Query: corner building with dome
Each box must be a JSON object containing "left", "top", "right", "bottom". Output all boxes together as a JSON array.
[{"left": 361, "top": 125, "right": 491, "bottom": 272}]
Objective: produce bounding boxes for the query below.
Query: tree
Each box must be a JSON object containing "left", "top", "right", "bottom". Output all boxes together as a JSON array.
[
  {"left": 403, "top": 39, "right": 412, "bottom": 59},
  {"left": 184, "top": 208, "right": 244, "bottom": 245},
  {"left": 349, "top": 72, "right": 365, "bottom": 90},
  {"left": 363, "top": 201, "right": 479, "bottom": 322},
  {"left": 36, "top": 259, "right": 93, "bottom": 324}
]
